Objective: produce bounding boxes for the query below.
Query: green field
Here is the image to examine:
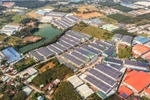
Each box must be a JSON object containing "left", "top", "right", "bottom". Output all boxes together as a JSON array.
[
  {"left": 108, "top": 13, "right": 132, "bottom": 22},
  {"left": 100, "top": 2, "right": 118, "bottom": 7},
  {"left": 12, "top": 14, "right": 28, "bottom": 23},
  {"left": 72, "top": 22, "right": 114, "bottom": 40},
  {"left": 100, "top": 17, "right": 117, "bottom": 24},
  {"left": 112, "top": 5, "right": 134, "bottom": 12}
]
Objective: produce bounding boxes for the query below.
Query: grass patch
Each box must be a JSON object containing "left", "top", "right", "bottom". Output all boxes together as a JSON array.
[
  {"left": 12, "top": 14, "right": 28, "bottom": 23},
  {"left": 99, "top": 2, "right": 118, "bottom": 7},
  {"left": 72, "top": 22, "right": 114, "bottom": 40},
  {"left": 14, "top": 57, "right": 36, "bottom": 72},
  {"left": 100, "top": 17, "right": 117, "bottom": 24},
  {"left": 108, "top": 13, "right": 132, "bottom": 22},
  {"left": 113, "top": 29, "right": 136, "bottom": 36}
]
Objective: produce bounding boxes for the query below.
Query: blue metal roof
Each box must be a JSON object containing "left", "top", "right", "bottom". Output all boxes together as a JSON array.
[{"left": 2, "top": 47, "right": 21, "bottom": 63}]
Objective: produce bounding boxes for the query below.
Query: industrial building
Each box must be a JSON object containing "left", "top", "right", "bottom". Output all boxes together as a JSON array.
[
  {"left": 119, "top": 35, "right": 133, "bottom": 46},
  {"left": 132, "top": 44, "right": 150, "bottom": 58},
  {"left": 119, "top": 70, "right": 150, "bottom": 98},
  {"left": 51, "top": 15, "right": 80, "bottom": 30},
  {"left": 0, "top": 24, "right": 22, "bottom": 36},
  {"left": 112, "top": 34, "right": 123, "bottom": 42},
  {"left": 2, "top": 47, "right": 23, "bottom": 64},
  {"left": 124, "top": 60, "right": 149, "bottom": 71}
]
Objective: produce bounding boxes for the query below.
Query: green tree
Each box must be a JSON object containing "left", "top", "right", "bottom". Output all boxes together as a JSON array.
[
  {"left": 53, "top": 82, "right": 81, "bottom": 100},
  {"left": 118, "top": 46, "right": 132, "bottom": 59}
]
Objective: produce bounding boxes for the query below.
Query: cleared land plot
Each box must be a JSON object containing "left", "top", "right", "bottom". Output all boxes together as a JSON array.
[
  {"left": 2, "top": 2, "right": 15, "bottom": 8},
  {"left": 23, "top": 36, "right": 42, "bottom": 43},
  {"left": 39, "top": 62, "right": 55, "bottom": 73},
  {"left": 77, "top": 5, "right": 98, "bottom": 13},
  {"left": 26, "top": 11, "right": 38, "bottom": 18},
  {"left": 73, "top": 12, "right": 104, "bottom": 19}
]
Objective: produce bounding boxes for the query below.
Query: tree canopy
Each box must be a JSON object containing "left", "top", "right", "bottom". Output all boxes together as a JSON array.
[
  {"left": 12, "top": 91, "right": 27, "bottom": 100},
  {"left": 118, "top": 46, "right": 132, "bottom": 59},
  {"left": 53, "top": 82, "right": 81, "bottom": 100}
]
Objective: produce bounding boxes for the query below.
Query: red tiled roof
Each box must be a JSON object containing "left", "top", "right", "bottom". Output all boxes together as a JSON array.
[
  {"left": 142, "top": 52, "right": 150, "bottom": 61},
  {"left": 124, "top": 71, "right": 150, "bottom": 93},
  {"left": 132, "top": 44, "right": 150, "bottom": 56},
  {"left": 145, "top": 88, "right": 150, "bottom": 94},
  {"left": 118, "top": 86, "right": 133, "bottom": 97}
]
